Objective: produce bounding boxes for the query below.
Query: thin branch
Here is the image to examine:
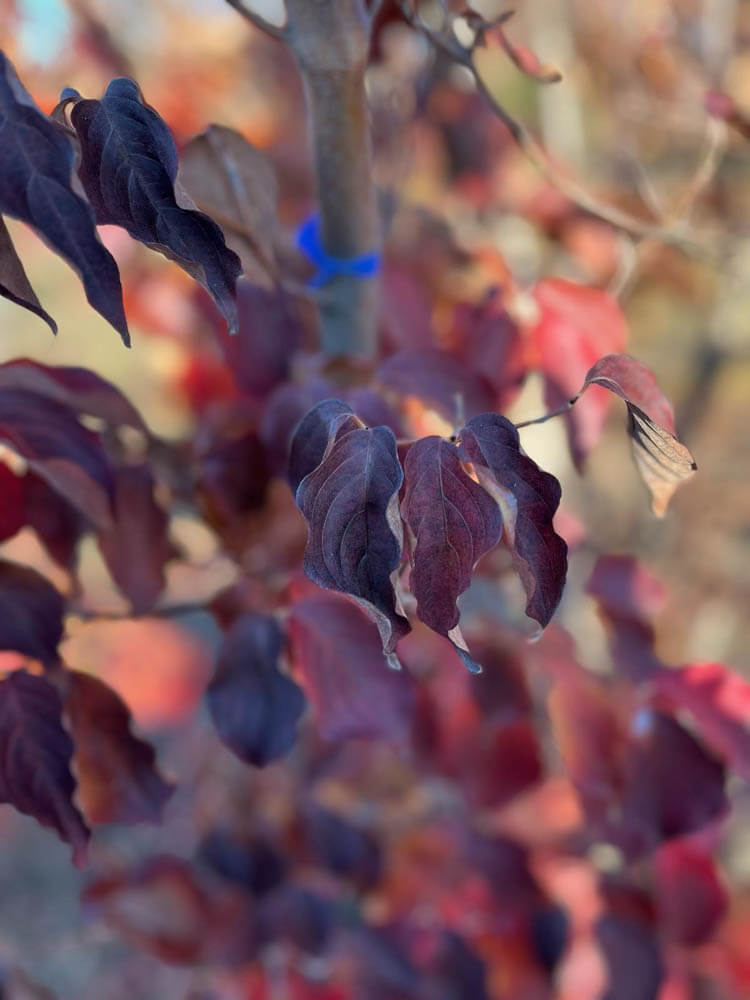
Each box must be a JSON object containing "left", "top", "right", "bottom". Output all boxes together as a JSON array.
[
  {"left": 514, "top": 398, "right": 578, "bottom": 429},
  {"left": 224, "top": 0, "right": 287, "bottom": 41},
  {"left": 397, "top": 2, "right": 720, "bottom": 262}
]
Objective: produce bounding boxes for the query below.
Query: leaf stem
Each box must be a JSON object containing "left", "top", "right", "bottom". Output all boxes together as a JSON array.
[{"left": 514, "top": 397, "right": 579, "bottom": 429}]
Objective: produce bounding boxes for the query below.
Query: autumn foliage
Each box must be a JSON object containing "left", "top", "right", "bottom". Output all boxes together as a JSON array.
[{"left": 0, "top": 2, "right": 748, "bottom": 999}]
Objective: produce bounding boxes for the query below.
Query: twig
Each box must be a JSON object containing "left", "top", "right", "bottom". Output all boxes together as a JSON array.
[
  {"left": 396, "top": 2, "right": 719, "bottom": 261},
  {"left": 514, "top": 398, "right": 578, "bottom": 429},
  {"left": 223, "top": 0, "right": 287, "bottom": 41}
]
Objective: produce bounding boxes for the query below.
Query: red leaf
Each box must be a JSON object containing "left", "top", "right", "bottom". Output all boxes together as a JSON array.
[
  {"left": 61, "top": 671, "right": 174, "bottom": 825},
  {"left": 459, "top": 413, "right": 567, "bottom": 630},
  {"left": 97, "top": 464, "right": 172, "bottom": 614},
  {"left": 401, "top": 435, "right": 502, "bottom": 671},
  {"left": 449, "top": 293, "right": 526, "bottom": 409},
  {"left": 581, "top": 355, "right": 696, "bottom": 515},
  {"left": 294, "top": 415, "right": 409, "bottom": 654},
  {"left": 0, "top": 559, "right": 64, "bottom": 667},
  {"left": 0, "top": 670, "right": 89, "bottom": 866},
  {"left": 530, "top": 279, "right": 628, "bottom": 468},
  {"left": 654, "top": 840, "right": 728, "bottom": 945},
  {"left": 652, "top": 662, "right": 750, "bottom": 779},
  {"left": 289, "top": 592, "right": 415, "bottom": 743},
  {"left": 207, "top": 614, "right": 306, "bottom": 767}
]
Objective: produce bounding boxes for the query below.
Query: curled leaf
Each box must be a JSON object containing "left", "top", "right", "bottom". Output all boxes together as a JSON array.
[
  {"left": 401, "top": 435, "right": 502, "bottom": 671},
  {"left": 69, "top": 78, "right": 241, "bottom": 332},
  {"left": 295, "top": 416, "right": 409, "bottom": 654},
  {"left": 459, "top": 413, "right": 567, "bottom": 630},
  {"left": 582, "top": 354, "right": 697, "bottom": 515}
]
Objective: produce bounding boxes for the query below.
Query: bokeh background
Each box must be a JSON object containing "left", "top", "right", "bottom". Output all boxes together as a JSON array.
[{"left": 0, "top": 1, "right": 748, "bottom": 997}]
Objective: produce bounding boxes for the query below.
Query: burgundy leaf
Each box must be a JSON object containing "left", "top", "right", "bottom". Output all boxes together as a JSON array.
[
  {"left": 207, "top": 614, "right": 306, "bottom": 767},
  {"left": 288, "top": 592, "right": 415, "bottom": 743},
  {"left": 582, "top": 354, "right": 697, "bottom": 515},
  {"left": 621, "top": 710, "right": 728, "bottom": 849},
  {"left": 377, "top": 348, "right": 496, "bottom": 425},
  {"left": 449, "top": 292, "right": 525, "bottom": 409},
  {"left": 0, "top": 216, "right": 56, "bottom": 333},
  {"left": 0, "top": 559, "right": 64, "bottom": 666},
  {"left": 401, "top": 435, "right": 502, "bottom": 671},
  {"left": 295, "top": 421, "right": 409, "bottom": 654},
  {"left": 288, "top": 398, "right": 362, "bottom": 493},
  {"left": 96, "top": 464, "right": 172, "bottom": 614},
  {"left": 651, "top": 662, "right": 750, "bottom": 779},
  {"left": 61, "top": 670, "right": 174, "bottom": 825},
  {"left": 459, "top": 412, "right": 567, "bottom": 630},
  {"left": 178, "top": 125, "right": 279, "bottom": 283},
  {"left": 0, "top": 53, "right": 129, "bottom": 342},
  {"left": 69, "top": 78, "right": 241, "bottom": 332},
  {"left": 597, "top": 912, "right": 663, "bottom": 1000},
  {"left": 0, "top": 462, "right": 24, "bottom": 543},
  {"left": 530, "top": 278, "right": 628, "bottom": 468},
  {"left": 259, "top": 377, "right": 336, "bottom": 475},
  {"left": 0, "top": 388, "right": 115, "bottom": 527},
  {"left": 0, "top": 670, "right": 89, "bottom": 866},
  {"left": 0, "top": 359, "right": 146, "bottom": 429}
]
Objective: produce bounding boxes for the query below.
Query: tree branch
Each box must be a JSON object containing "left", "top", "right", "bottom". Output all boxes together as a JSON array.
[{"left": 224, "top": 0, "right": 287, "bottom": 41}]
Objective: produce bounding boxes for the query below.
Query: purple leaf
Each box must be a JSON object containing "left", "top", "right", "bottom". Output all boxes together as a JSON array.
[
  {"left": 295, "top": 418, "right": 409, "bottom": 654},
  {"left": 0, "top": 359, "right": 146, "bottom": 430},
  {"left": 0, "top": 559, "right": 64, "bottom": 667},
  {"left": 207, "top": 614, "right": 306, "bottom": 767},
  {"left": 0, "top": 388, "right": 115, "bottom": 527},
  {"left": 581, "top": 354, "right": 696, "bottom": 515},
  {"left": 289, "top": 592, "right": 415, "bottom": 743},
  {"left": 0, "top": 53, "right": 129, "bottom": 343},
  {"left": 0, "top": 217, "right": 57, "bottom": 333},
  {"left": 96, "top": 464, "right": 172, "bottom": 614},
  {"left": 288, "top": 398, "right": 362, "bottom": 493},
  {"left": 401, "top": 436, "right": 502, "bottom": 671},
  {"left": 0, "top": 670, "right": 89, "bottom": 866},
  {"left": 22, "top": 472, "right": 85, "bottom": 571},
  {"left": 376, "top": 348, "right": 496, "bottom": 424},
  {"left": 69, "top": 78, "right": 241, "bottom": 333},
  {"left": 458, "top": 413, "right": 567, "bottom": 630},
  {"left": 259, "top": 377, "right": 336, "bottom": 476}
]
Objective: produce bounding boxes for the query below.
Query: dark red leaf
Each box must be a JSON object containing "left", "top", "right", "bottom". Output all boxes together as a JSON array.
[
  {"left": 470, "top": 718, "right": 543, "bottom": 807},
  {"left": 288, "top": 592, "right": 415, "bottom": 743},
  {"left": 96, "top": 464, "right": 172, "bottom": 614},
  {"left": 449, "top": 292, "right": 525, "bottom": 409},
  {"left": 654, "top": 840, "right": 728, "bottom": 945},
  {"left": 83, "top": 855, "right": 256, "bottom": 964},
  {"left": 22, "top": 472, "right": 85, "bottom": 571},
  {"left": 585, "top": 555, "right": 665, "bottom": 679},
  {"left": 0, "top": 559, "right": 64, "bottom": 666},
  {"left": 377, "top": 349, "right": 496, "bottom": 425},
  {"left": 259, "top": 377, "right": 336, "bottom": 475},
  {"left": 61, "top": 670, "right": 174, "bottom": 825},
  {"left": 0, "top": 670, "right": 89, "bottom": 866},
  {"left": 0, "top": 216, "right": 57, "bottom": 333},
  {"left": 651, "top": 662, "right": 750, "bottom": 779},
  {"left": 0, "top": 462, "right": 24, "bottom": 543},
  {"left": 529, "top": 278, "right": 628, "bottom": 468},
  {"left": 0, "top": 359, "right": 146, "bottom": 429},
  {"left": 69, "top": 78, "right": 241, "bottom": 332},
  {"left": 295, "top": 419, "right": 409, "bottom": 655},
  {"left": 207, "top": 613, "right": 306, "bottom": 767},
  {"left": 0, "top": 388, "right": 115, "bottom": 527},
  {"left": 401, "top": 435, "right": 502, "bottom": 671},
  {"left": 459, "top": 413, "right": 567, "bottom": 630},
  {"left": 582, "top": 354, "right": 697, "bottom": 514},
  {"left": 621, "top": 711, "right": 728, "bottom": 849},
  {"left": 0, "top": 53, "right": 129, "bottom": 342},
  {"left": 288, "top": 398, "right": 362, "bottom": 494}
]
